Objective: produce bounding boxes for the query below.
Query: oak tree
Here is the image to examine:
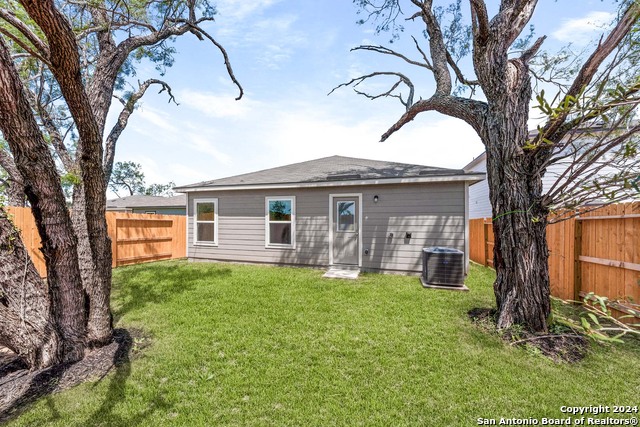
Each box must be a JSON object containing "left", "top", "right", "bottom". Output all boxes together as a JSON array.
[
  {"left": 336, "top": 0, "right": 640, "bottom": 331},
  {"left": 0, "top": 0, "right": 242, "bottom": 368}
]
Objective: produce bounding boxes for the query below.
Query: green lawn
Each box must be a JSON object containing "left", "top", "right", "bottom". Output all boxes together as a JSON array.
[{"left": 7, "top": 261, "right": 640, "bottom": 426}]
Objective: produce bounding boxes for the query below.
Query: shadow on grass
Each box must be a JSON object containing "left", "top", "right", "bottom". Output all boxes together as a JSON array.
[
  {"left": 70, "top": 329, "right": 171, "bottom": 427},
  {"left": 112, "top": 262, "right": 232, "bottom": 323},
  {"left": 0, "top": 329, "right": 156, "bottom": 426}
]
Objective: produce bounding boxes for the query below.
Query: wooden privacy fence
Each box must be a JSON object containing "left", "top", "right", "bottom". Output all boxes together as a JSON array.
[
  {"left": 469, "top": 202, "right": 640, "bottom": 314},
  {"left": 6, "top": 207, "right": 186, "bottom": 277}
]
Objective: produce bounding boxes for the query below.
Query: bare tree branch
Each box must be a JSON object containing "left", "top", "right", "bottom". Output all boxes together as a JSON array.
[
  {"left": 380, "top": 95, "right": 488, "bottom": 141},
  {"left": 545, "top": 124, "right": 640, "bottom": 204},
  {"left": 328, "top": 71, "right": 416, "bottom": 110},
  {"left": 181, "top": 22, "right": 244, "bottom": 101},
  {"left": 23, "top": 70, "right": 75, "bottom": 171},
  {"left": 86, "top": 5, "right": 242, "bottom": 133},
  {"left": 520, "top": 35, "right": 546, "bottom": 64},
  {"left": 352, "top": 43, "right": 432, "bottom": 70},
  {"left": 540, "top": 1, "right": 640, "bottom": 143},
  {"left": 103, "top": 79, "right": 178, "bottom": 184},
  {"left": 501, "top": 0, "right": 538, "bottom": 47},
  {"left": 469, "top": 0, "right": 490, "bottom": 45},
  {"left": 445, "top": 48, "right": 479, "bottom": 86},
  {"left": 411, "top": 0, "right": 452, "bottom": 95}
]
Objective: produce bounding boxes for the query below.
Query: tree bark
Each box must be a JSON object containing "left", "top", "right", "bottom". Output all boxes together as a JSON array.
[
  {"left": 0, "top": 36, "right": 86, "bottom": 362},
  {"left": 0, "top": 208, "right": 61, "bottom": 368},
  {"left": 485, "top": 110, "right": 551, "bottom": 332},
  {"left": 71, "top": 183, "right": 112, "bottom": 346},
  {"left": 477, "top": 29, "right": 552, "bottom": 331},
  {"left": 0, "top": 149, "right": 25, "bottom": 207},
  {"left": 21, "top": 0, "right": 113, "bottom": 346}
]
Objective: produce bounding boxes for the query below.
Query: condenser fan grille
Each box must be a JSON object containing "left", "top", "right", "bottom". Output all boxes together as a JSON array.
[{"left": 422, "top": 247, "right": 464, "bottom": 286}]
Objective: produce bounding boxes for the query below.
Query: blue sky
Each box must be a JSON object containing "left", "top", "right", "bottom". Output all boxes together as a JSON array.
[{"left": 106, "top": 0, "right": 619, "bottom": 192}]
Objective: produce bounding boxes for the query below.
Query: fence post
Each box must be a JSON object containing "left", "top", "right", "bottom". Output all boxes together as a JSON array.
[{"left": 573, "top": 219, "right": 582, "bottom": 301}]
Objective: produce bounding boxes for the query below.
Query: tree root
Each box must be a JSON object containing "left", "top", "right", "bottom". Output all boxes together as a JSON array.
[{"left": 0, "top": 328, "right": 132, "bottom": 422}]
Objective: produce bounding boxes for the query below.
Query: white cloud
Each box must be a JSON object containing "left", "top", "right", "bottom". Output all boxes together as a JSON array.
[
  {"left": 169, "top": 163, "right": 211, "bottom": 186},
  {"left": 130, "top": 156, "right": 164, "bottom": 184},
  {"left": 552, "top": 11, "right": 614, "bottom": 44},
  {"left": 179, "top": 90, "right": 257, "bottom": 118},
  {"left": 135, "top": 107, "right": 179, "bottom": 133},
  {"left": 259, "top": 109, "right": 482, "bottom": 170},
  {"left": 215, "top": 0, "right": 281, "bottom": 21},
  {"left": 216, "top": 13, "right": 307, "bottom": 69},
  {"left": 187, "top": 133, "right": 233, "bottom": 165}
]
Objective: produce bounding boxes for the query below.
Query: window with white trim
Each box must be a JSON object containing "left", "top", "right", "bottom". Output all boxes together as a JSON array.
[
  {"left": 194, "top": 198, "right": 218, "bottom": 245},
  {"left": 265, "top": 197, "right": 295, "bottom": 247}
]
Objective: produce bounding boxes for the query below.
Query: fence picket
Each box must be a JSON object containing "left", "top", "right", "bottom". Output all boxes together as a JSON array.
[
  {"left": 469, "top": 202, "right": 640, "bottom": 315},
  {"left": 6, "top": 207, "right": 186, "bottom": 276}
]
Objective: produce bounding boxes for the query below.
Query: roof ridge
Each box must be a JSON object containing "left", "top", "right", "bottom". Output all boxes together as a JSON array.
[{"left": 175, "top": 155, "right": 480, "bottom": 191}]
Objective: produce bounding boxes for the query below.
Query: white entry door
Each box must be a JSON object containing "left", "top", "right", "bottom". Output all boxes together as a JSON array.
[{"left": 332, "top": 197, "right": 359, "bottom": 265}]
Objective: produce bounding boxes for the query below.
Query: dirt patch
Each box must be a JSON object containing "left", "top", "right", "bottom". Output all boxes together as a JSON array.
[
  {"left": 0, "top": 328, "right": 150, "bottom": 422},
  {"left": 468, "top": 307, "right": 497, "bottom": 323},
  {"left": 468, "top": 308, "right": 589, "bottom": 363},
  {"left": 511, "top": 334, "right": 589, "bottom": 363}
]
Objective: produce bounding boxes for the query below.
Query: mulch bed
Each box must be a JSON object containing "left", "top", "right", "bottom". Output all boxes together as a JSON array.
[
  {"left": 468, "top": 308, "right": 589, "bottom": 363},
  {"left": 0, "top": 328, "right": 145, "bottom": 422}
]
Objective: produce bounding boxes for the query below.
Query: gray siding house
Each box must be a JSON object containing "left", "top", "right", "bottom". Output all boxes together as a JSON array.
[
  {"left": 174, "top": 156, "right": 484, "bottom": 274},
  {"left": 106, "top": 194, "right": 187, "bottom": 215}
]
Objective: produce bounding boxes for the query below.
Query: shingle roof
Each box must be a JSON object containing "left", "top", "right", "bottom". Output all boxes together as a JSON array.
[
  {"left": 175, "top": 155, "right": 484, "bottom": 191},
  {"left": 106, "top": 194, "right": 186, "bottom": 209}
]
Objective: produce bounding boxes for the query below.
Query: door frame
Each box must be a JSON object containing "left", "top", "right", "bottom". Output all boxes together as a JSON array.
[{"left": 328, "top": 193, "right": 363, "bottom": 267}]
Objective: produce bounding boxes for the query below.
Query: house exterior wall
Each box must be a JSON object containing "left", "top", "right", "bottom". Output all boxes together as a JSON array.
[
  {"left": 186, "top": 182, "right": 466, "bottom": 274},
  {"left": 130, "top": 207, "right": 186, "bottom": 215},
  {"left": 467, "top": 159, "right": 492, "bottom": 219},
  {"left": 467, "top": 156, "right": 568, "bottom": 219}
]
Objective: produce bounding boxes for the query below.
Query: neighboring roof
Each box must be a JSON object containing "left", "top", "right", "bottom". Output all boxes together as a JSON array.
[
  {"left": 106, "top": 194, "right": 186, "bottom": 209},
  {"left": 463, "top": 152, "right": 487, "bottom": 171},
  {"left": 175, "top": 155, "right": 485, "bottom": 192}
]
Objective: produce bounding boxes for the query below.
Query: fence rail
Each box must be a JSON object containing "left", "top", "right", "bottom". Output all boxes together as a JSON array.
[
  {"left": 6, "top": 207, "right": 186, "bottom": 276},
  {"left": 469, "top": 202, "right": 640, "bottom": 315}
]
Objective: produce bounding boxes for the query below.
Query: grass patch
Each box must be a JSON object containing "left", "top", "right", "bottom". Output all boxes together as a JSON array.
[{"left": 7, "top": 261, "right": 640, "bottom": 426}]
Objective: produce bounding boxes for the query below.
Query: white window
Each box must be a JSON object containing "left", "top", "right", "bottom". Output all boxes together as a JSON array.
[
  {"left": 265, "top": 197, "right": 295, "bottom": 248},
  {"left": 194, "top": 198, "right": 218, "bottom": 245}
]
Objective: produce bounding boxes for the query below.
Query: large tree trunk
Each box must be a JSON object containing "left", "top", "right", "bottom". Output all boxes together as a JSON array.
[
  {"left": 0, "top": 208, "right": 61, "bottom": 369},
  {"left": 71, "top": 183, "right": 112, "bottom": 346},
  {"left": 20, "top": 1, "right": 114, "bottom": 347},
  {"left": 483, "top": 65, "right": 552, "bottom": 332},
  {"left": 0, "top": 36, "right": 86, "bottom": 363},
  {"left": 486, "top": 131, "right": 551, "bottom": 332}
]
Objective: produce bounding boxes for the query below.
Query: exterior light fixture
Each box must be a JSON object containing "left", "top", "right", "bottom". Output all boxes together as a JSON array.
[{"left": 373, "top": 195, "right": 379, "bottom": 203}]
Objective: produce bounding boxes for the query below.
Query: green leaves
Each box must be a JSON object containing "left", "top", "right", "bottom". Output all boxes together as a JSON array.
[
  {"left": 533, "top": 89, "right": 581, "bottom": 120},
  {"left": 550, "top": 293, "right": 639, "bottom": 345}
]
